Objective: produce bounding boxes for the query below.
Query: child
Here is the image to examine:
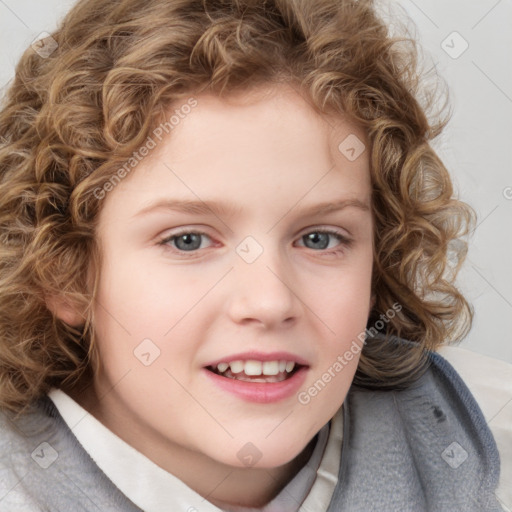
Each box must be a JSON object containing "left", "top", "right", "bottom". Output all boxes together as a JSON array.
[{"left": 0, "top": 0, "right": 509, "bottom": 510}]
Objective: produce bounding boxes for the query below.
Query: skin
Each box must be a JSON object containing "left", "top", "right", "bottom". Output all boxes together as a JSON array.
[{"left": 59, "top": 83, "right": 374, "bottom": 507}]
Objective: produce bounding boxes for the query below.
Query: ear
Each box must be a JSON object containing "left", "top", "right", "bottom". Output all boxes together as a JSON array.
[
  {"left": 369, "top": 294, "right": 376, "bottom": 310},
  {"left": 45, "top": 295, "right": 85, "bottom": 327}
]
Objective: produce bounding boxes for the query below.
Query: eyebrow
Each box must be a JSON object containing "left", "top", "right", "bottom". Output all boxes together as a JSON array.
[
  {"left": 299, "top": 199, "right": 370, "bottom": 216},
  {"left": 134, "top": 199, "right": 243, "bottom": 218},
  {"left": 133, "top": 198, "right": 370, "bottom": 219}
]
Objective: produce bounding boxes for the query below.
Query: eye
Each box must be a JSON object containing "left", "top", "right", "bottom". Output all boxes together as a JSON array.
[
  {"left": 159, "top": 231, "right": 213, "bottom": 252},
  {"left": 296, "top": 229, "right": 352, "bottom": 253}
]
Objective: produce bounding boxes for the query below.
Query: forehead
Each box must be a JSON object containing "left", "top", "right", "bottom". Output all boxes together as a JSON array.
[
  {"left": 100, "top": 84, "right": 371, "bottom": 221},
  {"left": 162, "top": 84, "right": 368, "bottom": 165}
]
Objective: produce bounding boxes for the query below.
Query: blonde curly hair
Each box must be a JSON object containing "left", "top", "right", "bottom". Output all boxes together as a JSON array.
[{"left": 0, "top": 0, "right": 474, "bottom": 413}]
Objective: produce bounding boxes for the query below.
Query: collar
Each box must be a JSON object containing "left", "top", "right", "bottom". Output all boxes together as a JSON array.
[{"left": 47, "top": 388, "right": 342, "bottom": 512}]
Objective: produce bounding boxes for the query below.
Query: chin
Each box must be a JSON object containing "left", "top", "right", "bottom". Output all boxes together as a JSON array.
[{"left": 208, "top": 434, "right": 312, "bottom": 470}]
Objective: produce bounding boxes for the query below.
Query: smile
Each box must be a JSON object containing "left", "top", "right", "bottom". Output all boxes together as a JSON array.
[
  {"left": 203, "top": 352, "right": 309, "bottom": 402},
  {"left": 206, "top": 359, "right": 300, "bottom": 383}
]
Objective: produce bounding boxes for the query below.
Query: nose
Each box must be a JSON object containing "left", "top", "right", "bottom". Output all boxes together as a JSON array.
[{"left": 226, "top": 249, "right": 300, "bottom": 329}]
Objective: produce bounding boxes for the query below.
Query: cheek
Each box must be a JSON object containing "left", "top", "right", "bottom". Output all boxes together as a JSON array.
[
  {"left": 96, "top": 252, "right": 207, "bottom": 336},
  {"left": 298, "top": 258, "right": 372, "bottom": 410},
  {"left": 308, "top": 260, "right": 373, "bottom": 336},
  {"left": 92, "top": 258, "right": 218, "bottom": 386}
]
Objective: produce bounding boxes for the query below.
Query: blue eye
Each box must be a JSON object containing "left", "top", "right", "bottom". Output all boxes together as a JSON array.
[
  {"left": 302, "top": 232, "right": 331, "bottom": 250},
  {"left": 299, "top": 230, "right": 350, "bottom": 252},
  {"left": 158, "top": 228, "right": 351, "bottom": 257},
  {"left": 174, "top": 233, "right": 202, "bottom": 251},
  {"left": 161, "top": 232, "right": 212, "bottom": 252}
]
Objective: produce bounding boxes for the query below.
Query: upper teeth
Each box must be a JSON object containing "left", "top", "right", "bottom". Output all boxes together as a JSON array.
[{"left": 216, "top": 360, "right": 296, "bottom": 376}]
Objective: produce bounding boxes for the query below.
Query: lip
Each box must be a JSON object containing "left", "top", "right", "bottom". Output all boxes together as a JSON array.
[
  {"left": 203, "top": 365, "right": 308, "bottom": 403},
  {"left": 203, "top": 351, "right": 310, "bottom": 367}
]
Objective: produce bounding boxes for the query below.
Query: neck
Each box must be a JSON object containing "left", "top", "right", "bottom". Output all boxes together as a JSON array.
[{"left": 63, "top": 378, "right": 317, "bottom": 508}]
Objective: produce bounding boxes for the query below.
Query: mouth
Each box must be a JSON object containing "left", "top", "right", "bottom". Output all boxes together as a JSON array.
[
  {"left": 205, "top": 359, "right": 303, "bottom": 383},
  {"left": 203, "top": 353, "right": 310, "bottom": 403}
]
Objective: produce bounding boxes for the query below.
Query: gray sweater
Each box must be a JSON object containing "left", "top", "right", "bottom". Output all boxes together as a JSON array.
[{"left": 0, "top": 350, "right": 504, "bottom": 511}]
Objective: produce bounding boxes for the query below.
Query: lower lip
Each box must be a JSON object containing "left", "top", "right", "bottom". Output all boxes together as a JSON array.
[{"left": 203, "top": 367, "right": 308, "bottom": 403}]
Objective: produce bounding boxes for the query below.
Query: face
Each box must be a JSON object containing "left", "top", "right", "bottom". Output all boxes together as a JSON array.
[{"left": 75, "top": 84, "right": 373, "bottom": 477}]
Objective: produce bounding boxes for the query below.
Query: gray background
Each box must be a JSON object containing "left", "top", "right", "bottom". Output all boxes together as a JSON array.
[{"left": 0, "top": 0, "right": 511, "bottom": 363}]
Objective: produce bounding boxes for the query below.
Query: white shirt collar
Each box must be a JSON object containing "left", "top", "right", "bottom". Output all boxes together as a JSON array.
[{"left": 48, "top": 388, "right": 342, "bottom": 512}]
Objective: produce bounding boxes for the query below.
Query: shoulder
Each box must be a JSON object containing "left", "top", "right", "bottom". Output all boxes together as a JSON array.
[
  {"left": 436, "top": 345, "right": 512, "bottom": 512},
  {"left": 338, "top": 344, "right": 504, "bottom": 510},
  {"left": 435, "top": 345, "right": 512, "bottom": 421},
  {"left": 0, "top": 396, "right": 142, "bottom": 512},
  {"left": 0, "top": 398, "right": 58, "bottom": 510}
]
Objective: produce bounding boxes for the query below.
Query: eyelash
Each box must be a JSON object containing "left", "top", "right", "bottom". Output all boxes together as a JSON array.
[
  {"left": 295, "top": 229, "right": 353, "bottom": 255},
  {"left": 157, "top": 228, "right": 353, "bottom": 258}
]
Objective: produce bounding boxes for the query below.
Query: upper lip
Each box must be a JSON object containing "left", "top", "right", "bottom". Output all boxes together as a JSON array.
[{"left": 204, "top": 351, "right": 310, "bottom": 368}]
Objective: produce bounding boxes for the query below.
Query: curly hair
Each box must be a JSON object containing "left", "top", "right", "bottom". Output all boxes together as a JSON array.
[{"left": 0, "top": 0, "right": 474, "bottom": 413}]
